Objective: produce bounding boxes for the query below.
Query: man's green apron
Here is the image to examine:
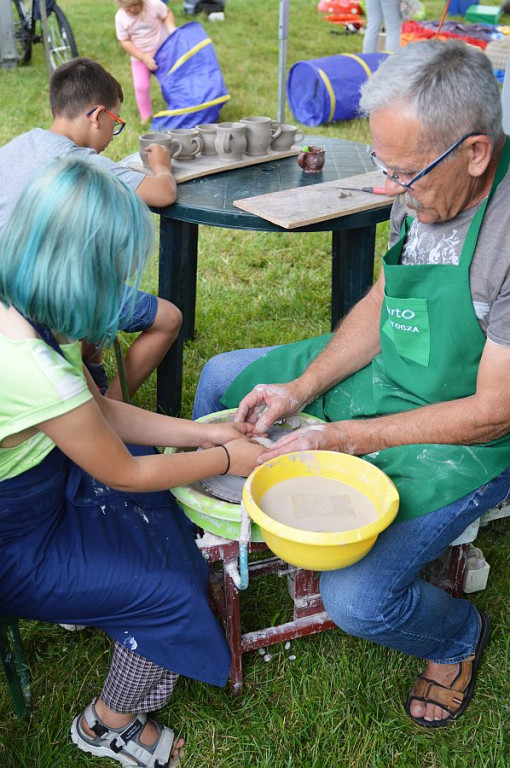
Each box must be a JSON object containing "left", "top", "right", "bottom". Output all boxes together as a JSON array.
[{"left": 223, "top": 139, "right": 510, "bottom": 523}]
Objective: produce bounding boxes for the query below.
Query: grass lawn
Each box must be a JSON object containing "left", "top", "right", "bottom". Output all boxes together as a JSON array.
[{"left": 0, "top": 1, "right": 509, "bottom": 766}]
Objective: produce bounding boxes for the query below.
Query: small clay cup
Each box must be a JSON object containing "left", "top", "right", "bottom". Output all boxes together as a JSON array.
[{"left": 297, "top": 146, "right": 326, "bottom": 173}]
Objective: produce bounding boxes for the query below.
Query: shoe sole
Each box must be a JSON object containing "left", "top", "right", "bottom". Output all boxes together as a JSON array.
[
  {"left": 70, "top": 714, "right": 182, "bottom": 767},
  {"left": 70, "top": 715, "right": 139, "bottom": 766}
]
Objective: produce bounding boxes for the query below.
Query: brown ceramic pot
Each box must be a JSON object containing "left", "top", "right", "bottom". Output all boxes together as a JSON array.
[{"left": 297, "top": 146, "right": 326, "bottom": 173}]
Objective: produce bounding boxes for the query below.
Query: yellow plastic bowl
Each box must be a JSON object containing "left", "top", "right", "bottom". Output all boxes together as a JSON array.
[{"left": 242, "top": 451, "right": 399, "bottom": 571}]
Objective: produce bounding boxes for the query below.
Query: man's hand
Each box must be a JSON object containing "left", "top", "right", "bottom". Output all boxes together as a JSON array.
[
  {"left": 235, "top": 383, "right": 308, "bottom": 434},
  {"left": 256, "top": 423, "right": 339, "bottom": 462}
]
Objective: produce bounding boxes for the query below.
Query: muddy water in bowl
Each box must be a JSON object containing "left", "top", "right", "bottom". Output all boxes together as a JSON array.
[{"left": 259, "top": 476, "right": 378, "bottom": 532}]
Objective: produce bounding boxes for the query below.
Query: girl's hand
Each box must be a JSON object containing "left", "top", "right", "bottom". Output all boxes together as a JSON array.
[
  {"left": 200, "top": 421, "right": 255, "bottom": 448},
  {"left": 143, "top": 53, "right": 158, "bottom": 71},
  {"left": 225, "top": 438, "right": 267, "bottom": 477}
]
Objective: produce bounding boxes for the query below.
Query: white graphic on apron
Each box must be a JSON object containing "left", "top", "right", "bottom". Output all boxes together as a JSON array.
[{"left": 402, "top": 222, "right": 461, "bottom": 265}]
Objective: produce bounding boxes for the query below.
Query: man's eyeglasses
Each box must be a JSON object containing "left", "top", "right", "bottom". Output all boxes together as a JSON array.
[
  {"left": 371, "top": 132, "right": 488, "bottom": 190},
  {"left": 86, "top": 107, "right": 126, "bottom": 136}
]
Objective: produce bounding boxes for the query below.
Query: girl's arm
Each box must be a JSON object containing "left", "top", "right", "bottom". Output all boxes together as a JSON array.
[
  {"left": 164, "top": 10, "right": 177, "bottom": 34},
  {"left": 37, "top": 395, "right": 266, "bottom": 493},
  {"left": 119, "top": 39, "right": 157, "bottom": 70},
  {"left": 84, "top": 367, "right": 255, "bottom": 449}
]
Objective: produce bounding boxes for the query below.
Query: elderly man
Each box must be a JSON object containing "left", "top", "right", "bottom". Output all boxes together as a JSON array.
[{"left": 193, "top": 40, "right": 510, "bottom": 726}]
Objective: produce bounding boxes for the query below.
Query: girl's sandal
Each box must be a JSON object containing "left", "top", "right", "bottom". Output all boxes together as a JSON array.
[
  {"left": 405, "top": 610, "right": 491, "bottom": 728},
  {"left": 70, "top": 697, "right": 183, "bottom": 767}
]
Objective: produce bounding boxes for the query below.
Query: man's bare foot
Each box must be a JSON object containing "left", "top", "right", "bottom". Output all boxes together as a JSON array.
[
  {"left": 408, "top": 661, "right": 460, "bottom": 723},
  {"left": 405, "top": 610, "right": 491, "bottom": 728}
]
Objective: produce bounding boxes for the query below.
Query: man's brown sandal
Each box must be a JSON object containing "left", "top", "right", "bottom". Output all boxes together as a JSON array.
[{"left": 405, "top": 610, "right": 491, "bottom": 728}]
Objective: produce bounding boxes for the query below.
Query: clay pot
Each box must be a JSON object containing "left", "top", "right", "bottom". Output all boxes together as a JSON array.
[{"left": 297, "top": 146, "right": 326, "bottom": 173}]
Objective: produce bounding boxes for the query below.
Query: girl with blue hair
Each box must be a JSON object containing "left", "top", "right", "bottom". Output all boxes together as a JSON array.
[{"left": 0, "top": 157, "right": 265, "bottom": 768}]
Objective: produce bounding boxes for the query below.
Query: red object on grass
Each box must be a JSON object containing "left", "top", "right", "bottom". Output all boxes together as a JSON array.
[{"left": 317, "top": 0, "right": 362, "bottom": 12}]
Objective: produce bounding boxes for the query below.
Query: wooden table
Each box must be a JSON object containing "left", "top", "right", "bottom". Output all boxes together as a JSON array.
[{"left": 153, "top": 137, "right": 392, "bottom": 416}]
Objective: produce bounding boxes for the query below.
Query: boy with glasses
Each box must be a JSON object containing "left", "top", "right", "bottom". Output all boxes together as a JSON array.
[{"left": 0, "top": 57, "right": 181, "bottom": 401}]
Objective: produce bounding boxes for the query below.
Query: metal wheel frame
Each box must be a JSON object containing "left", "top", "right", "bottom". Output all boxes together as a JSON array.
[{"left": 41, "top": 2, "right": 78, "bottom": 75}]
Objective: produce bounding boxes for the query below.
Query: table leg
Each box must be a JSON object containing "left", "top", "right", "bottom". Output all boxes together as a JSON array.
[
  {"left": 157, "top": 218, "right": 199, "bottom": 415},
  {"left": 331, "top": 225, "right": 376, "bottom": 330}
]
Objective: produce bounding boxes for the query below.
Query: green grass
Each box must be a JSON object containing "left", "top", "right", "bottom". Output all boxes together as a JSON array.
[{"left": 1, "top": 1, "right": 509, "bottom": 766}]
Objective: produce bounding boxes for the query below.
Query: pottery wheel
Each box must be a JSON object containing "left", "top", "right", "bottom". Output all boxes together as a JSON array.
[{"left": 199, "top": 424, "right": 292, "bottom": 503}]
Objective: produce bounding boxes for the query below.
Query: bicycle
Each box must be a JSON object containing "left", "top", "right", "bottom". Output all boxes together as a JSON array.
[{"left": 12, "top": 0, "right": 78, "bottom": 74}]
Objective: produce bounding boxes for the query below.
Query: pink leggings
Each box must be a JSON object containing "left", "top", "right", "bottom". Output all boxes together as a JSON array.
[{"left": 131, "top": 58, "right": 153, "bottom": 121}]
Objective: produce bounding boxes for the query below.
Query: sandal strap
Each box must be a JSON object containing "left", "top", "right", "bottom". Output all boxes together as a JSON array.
[
  {"left": 409, "top": 660, "right": 474, "bottom": 716},
  {"left": 80, "top": 698, "right": 176, "bottom": 767}
]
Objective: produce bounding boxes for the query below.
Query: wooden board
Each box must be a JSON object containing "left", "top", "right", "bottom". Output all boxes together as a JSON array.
[
  {"left": 232, "top": 170, "right": 393, "bottom": 229},
  {"left": 120, "top": 146, "right": 300, "bottom": 184}
]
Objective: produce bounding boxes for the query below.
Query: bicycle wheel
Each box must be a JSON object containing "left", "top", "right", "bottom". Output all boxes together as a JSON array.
[
  {"left": 42, "top": 3, "right": 78, "bottom": 72},
  {"left": 11, "top": 0, "right": 32, "bottom": 65}
]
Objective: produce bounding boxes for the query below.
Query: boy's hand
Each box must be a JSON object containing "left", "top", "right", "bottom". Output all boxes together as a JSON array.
[{"left": 145, "top": 144, "right": 172, "bottom": 173}]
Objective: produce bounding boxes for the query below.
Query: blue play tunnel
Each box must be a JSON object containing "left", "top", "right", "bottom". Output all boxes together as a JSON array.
[{"left": 287, "top": 52, "right": 388, "bottom": 126}]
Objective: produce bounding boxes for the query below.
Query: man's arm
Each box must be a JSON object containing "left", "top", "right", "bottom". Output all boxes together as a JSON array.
[{"left": 258, "top": 339, "right": 510, "bottom": 459}]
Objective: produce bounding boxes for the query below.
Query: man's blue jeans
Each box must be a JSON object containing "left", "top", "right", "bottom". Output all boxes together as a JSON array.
[
  {"left": 321, "top": 468, "right": 510, "bottom": 663},
  {"left": 192, "top": 347, "right": 510, "bottom": 663},
  {"left": 192, "top": 347, "right": 274, "bottom": 419}
]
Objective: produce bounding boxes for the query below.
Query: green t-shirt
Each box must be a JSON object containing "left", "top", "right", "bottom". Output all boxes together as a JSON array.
[{"left": 0, "top": 333, "right": 92, "bottom": 480}]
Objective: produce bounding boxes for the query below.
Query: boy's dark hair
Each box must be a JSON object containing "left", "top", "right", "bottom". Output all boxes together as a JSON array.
[{"left": 49, "top": 57, "right": 124, "bottom": 118}]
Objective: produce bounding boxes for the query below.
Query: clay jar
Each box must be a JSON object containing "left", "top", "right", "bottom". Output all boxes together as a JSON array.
[
  {"left": 215, "top": 122, "right": 247, "bottom": 162},
  {"left": 271, "top": 124, "right": 305, "bottom": 151},
  {"left": 297, "top": 146, "right": 326, "bottom": 173},
  {"left": 196, "top": 124, "right": 218, "bottom": 156},
  {"left": 139, "top": 132, "right": 173, "bottom": 171},
  {"left": 240, "top": 116, "right": 282, "bottom": 156},
  {"left": 167, "top": 128, "right": 203, "bottom": 160}
]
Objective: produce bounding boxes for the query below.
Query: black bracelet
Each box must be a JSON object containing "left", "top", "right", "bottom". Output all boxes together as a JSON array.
[{"left": 219, "top": 444, "right": 231, "bottom": 475}]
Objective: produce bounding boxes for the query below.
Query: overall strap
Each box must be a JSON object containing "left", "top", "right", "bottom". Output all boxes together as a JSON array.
[{"left": 22, "top": 315, "right": 66, "bottom": 359}]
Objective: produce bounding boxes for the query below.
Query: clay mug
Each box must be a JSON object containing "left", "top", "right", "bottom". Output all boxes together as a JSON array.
[
  {"left": 240, "top": 115, "right": 282, "bottom": 156},
  {"left": 215, "top": 122, "right": 247, "bottom": 162},
  {"left": 139, "top": 132, "right": 174, "bottom": 170},
  {"left": 196, "top": 123, "right": 218, "bottom": 156},
  {"left": 167, "top": 128, "right": 203, "bottom": 160},
  {"left": 270, "top": 124, "right": 305, "bottom": 151}
]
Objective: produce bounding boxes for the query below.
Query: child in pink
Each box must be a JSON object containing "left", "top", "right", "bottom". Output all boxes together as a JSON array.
[{"left": 115, "top": 0, "right": 177, "bottom": 122}]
